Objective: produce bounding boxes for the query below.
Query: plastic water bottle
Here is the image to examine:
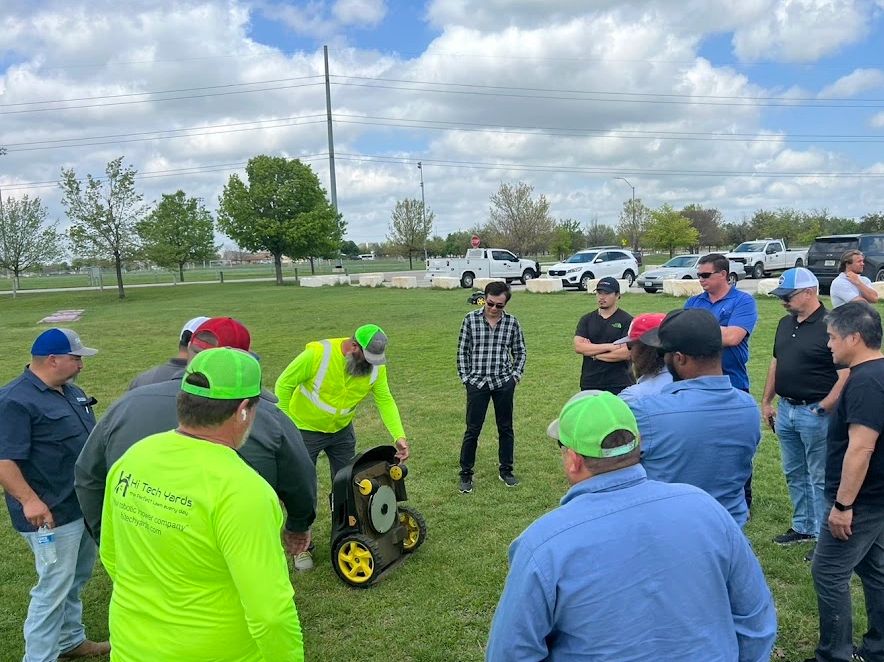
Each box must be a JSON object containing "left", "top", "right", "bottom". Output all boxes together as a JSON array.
[{"left": 36, "top": 525, "right": 57, "bottom": 566}]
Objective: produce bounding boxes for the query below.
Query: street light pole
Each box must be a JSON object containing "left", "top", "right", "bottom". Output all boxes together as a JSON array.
[
  {"left": 418, "top": 161, "right": 428, "bottom": 262},
  {"left": 615, "top": 177, "right": 636, "bottom": 252}
]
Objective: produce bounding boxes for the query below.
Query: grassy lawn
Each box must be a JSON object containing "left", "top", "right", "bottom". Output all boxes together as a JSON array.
[{"left": 0, "top": 283, "right": 861, "bottom": 661}]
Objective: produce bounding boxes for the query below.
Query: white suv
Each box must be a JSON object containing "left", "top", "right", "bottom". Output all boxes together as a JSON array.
[{"left": 547, "top": 249, "right": 639, "bottom": 290}]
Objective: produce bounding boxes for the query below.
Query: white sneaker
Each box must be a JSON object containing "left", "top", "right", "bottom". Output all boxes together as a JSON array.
[{"left": 294, "top": 550, "right": 314, "bottom": 571}]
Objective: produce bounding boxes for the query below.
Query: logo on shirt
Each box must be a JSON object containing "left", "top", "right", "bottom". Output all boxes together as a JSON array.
[
  {"left": 114, "top": 470, "right": 131, "bottom": 497},
  {"left": 611, "top": 322, "right": 623, "bottom": 329}
]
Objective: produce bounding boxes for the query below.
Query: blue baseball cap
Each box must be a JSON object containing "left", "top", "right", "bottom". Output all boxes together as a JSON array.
[
  {"left": 770, "top": 267, "right": 819, "bottom": 298},
  {"left": 31, "top": 328, "right": 98, "bottom": 357}
]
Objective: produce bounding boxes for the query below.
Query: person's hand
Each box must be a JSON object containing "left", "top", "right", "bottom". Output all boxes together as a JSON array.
[
  {"left": 394, "top": 438, "right": 410, "bottom": 462},
  {"left": 22, "top": 497, "right": 53, "bottom": 528},
  {"left": 829, "top": 507, "right": 853, "bottom": 541},
  {"left": 845, "top": 270, "right": 861, "bottom": 284},
  {"left": 762, "top": 403, "right": 776, "bottom": 430},
  {"left": 283, "top": 530, "right": 311, "bottom": 555}
]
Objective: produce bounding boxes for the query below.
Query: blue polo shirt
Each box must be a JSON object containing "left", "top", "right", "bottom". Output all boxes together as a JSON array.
[
  {"left": 684, "top": 287, "right": 758, "bottom": 391},
  {"left": 0, "top": 369, "right": 96, "bottom": 532},
  {"left": 628, "top": 375, "right": 760, "bottom": 526},
  {"left": 486, "top": 465, "right": 777, "bottom": 661}
]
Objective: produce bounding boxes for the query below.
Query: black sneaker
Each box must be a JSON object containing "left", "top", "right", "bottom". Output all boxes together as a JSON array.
[
  {"left": 773, "top": 528, "right": 816, "bottom": 545},
  {"left": 853, "top": 646, "right": 868, "bottom": 661},
  {"left": 499, "top": 473, "right": 519, "bottom": 487},
  {"left": 459, "top": 477, "right": 473, "bottom": 494}
]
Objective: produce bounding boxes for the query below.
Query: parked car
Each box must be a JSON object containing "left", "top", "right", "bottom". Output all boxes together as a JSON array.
[
  {"left": 547, "top": 248, "right": 639, "bottom": 291},
  {"left": 426, "top": 248, "right": 540, "bottom": 288},
  {"left": 725, "top": 239, "right": 807, "bottom": 279},
  {"left": 807, "top": 233, "right": 884, "bottom": 291},
  {"left": 638, "top": 255, "right": 743, "bottom": 293}
]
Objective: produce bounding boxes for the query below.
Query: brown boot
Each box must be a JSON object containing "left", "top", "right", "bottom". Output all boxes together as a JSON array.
[{"left": 59, "top": 640, "right": 111, "bottom": 659}]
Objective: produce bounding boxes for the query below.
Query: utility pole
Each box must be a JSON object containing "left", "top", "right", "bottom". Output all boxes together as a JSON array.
[
  {"left": 615, "top": 177, "right": 637, "bottom": 252},
  {"left": 323, "top": 46, "right": 338, "bottom": 211},
  {"left": 0, "top": 146, "right": 6, "bottom": 221},
  {"left": 417, "top": 161, "right": 428, "bottom": 262}
]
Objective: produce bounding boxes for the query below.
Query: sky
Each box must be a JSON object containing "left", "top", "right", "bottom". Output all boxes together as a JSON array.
[{"left": 2, "top": 0, "right": 884, "bottom": 245}]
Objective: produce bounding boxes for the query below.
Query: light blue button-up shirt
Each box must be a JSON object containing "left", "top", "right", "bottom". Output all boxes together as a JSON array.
[
  {"left": 628, "top": 375, "right": 761, "bottom": 526},
  {"left": 486, "top": 465, "right": 776, "bottom": 662},
  {"left": 618, "top": 366, "right": 673, "bottom": 402}
]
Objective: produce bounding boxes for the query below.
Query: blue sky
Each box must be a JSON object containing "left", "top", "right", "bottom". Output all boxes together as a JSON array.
[{"left": 2, "top": 0, "right": 884, "bottom": 242}]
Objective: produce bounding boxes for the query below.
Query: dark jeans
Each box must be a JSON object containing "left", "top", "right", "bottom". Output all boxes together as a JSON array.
[
  {"left": 739, "top": 386, "right": 753, "bottom": 509},
  {"left": 299, "top": 424, "right": 357, "bottom": 510},
  {"left": 811, "top": 502, "right": 884, "bottom": 661},
  {"left": 459, "top": 380, "right": 515, "bottom": 477}
]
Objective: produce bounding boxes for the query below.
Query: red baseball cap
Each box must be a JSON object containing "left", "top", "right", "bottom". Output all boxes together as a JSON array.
[
  {"left": 613, "top": 313, "right": 667, "bottom": 345},
  {"left": 189, "top": 317, "right": 251, "bottom": 352}
]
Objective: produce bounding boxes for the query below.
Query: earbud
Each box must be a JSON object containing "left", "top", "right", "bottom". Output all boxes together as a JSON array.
[{"left": 241, "top": 410, "right": 247, "bottom": 421}]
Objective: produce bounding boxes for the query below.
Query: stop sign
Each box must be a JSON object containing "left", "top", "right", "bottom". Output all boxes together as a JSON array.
[{"left": 470, "top": 234, "right": 480, "bottom": 248}]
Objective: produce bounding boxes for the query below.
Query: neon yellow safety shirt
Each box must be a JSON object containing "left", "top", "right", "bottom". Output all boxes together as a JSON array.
[
  {"left": 99, "top": 430, "right": 304, "bottom": 662},
  {"left": 275, "top": 337, "right": 406, "bottom": 439}
]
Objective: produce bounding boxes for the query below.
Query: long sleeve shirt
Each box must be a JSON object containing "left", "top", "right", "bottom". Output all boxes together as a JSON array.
[
  {"left": 456, "top": 309, "right": 526, "bottom": 389},
  {"left": 486, "top": 465, "right": 777, "bottom": 662}
]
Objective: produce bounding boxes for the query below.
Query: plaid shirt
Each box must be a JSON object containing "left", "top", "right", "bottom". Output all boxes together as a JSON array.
[{"left": 457, "top": 309, "right": 527, "bottom": 389}]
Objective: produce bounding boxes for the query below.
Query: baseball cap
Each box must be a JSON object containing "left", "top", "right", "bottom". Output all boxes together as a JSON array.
[
  {"left": 640, "top": 309, "right": 722, "bottom": 356},
  {"left": 180, "top": 316, "right": 210, "bottom": 345},
  {"left": 770, "top": 267, "right": 819, "bottom": 298},
  {"left": 31, "top": 328, "right": 98, "bottom": 357},
  {"left": 546, "top": 391, "right": 639, "bottom": 458},
  {"left": 181, "top": 347, "right": 262, "bottom": 400},
  {"left": 190, "top": 317, "right": 251, "bottom": 352},
  {"left": 595, "top": 276, "right": 620, "bottom": 294},
  {"left": 354, "top": 324, "right": 387, "bottom": 365},
  {"left": 613, "top": 313, "right": 667, "bottom": 345}
]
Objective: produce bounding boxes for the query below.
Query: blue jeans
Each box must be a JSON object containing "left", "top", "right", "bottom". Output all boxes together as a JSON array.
[
  {"left": 776, "top": 398, "right": 829, "bottom": 536},
  {"left": 18, "top": 518, "right": 97, "bottom": 662},
  {"left": 812, "top": 503, "right": 884, "bottom": 661}
]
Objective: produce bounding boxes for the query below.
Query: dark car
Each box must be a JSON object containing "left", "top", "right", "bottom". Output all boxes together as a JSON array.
[{"left": 807, "top": 234, "right": 884, "bottom": 291}]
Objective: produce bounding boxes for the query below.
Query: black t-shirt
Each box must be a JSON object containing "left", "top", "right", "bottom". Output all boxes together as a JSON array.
[
  {"left": 575, "top": 308, "right": 635, "bottom": 391},
  {"left": 773, "top": 304, "right": 840, "bottom": 402},
  {"left": 825, "top": 358, "right": 884, "bottom": 506}
]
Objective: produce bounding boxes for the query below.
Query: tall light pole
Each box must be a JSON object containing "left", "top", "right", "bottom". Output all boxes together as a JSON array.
[
  {"left": 614, "top": 177, "right": 636, "bottom": 251},
  {"left": 417, "top": 161, "right": 428, "bottom": 262}
]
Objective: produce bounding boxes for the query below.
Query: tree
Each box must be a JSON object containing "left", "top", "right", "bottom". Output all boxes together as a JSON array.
[
  {"left": 136, "top": 190, "right": 217, "bottom": 281},
  {"left": 341, "top": 239, "right": 361, "bottom": 258},
  {"left": 644, "top": 204, "right": 700, "bottom": 258},
  {"left": 680, "top": 204, "right": 723, "bottom": 250},
  {"left": 217, "top": 156, "right": 343, "bottom": 284},
  {"left": 387, "top": 198, "right": 434, "bottom": 269},
  {"left": 616, "top": 198, "right": 650, "bottom": 252},
  {"left": 426, "top": 235, "right": 446, "bottom": 257},
  {"left": 444, "top": 231, "right": 473, "bottom": 256},
  {"left": 487, "top": 181, "right": 554, "bottom": 256},
  {"left": 60, "top": 157, "right": 148, "bottom": 299},
  {"left": 584, "top": 216, "right": 617, "bottom": 247},
  {"left": 0, "top": 195, "right": 63, "bottom": 289},
  {"left": 549, "top": 219, "right": 584, "bottom": 259},
  {"left": 859, "top": 212, "right": 884, "bottom": 233}
]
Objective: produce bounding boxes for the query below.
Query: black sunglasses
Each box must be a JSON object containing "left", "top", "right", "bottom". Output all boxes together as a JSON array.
[
  {"left": 778, "top": 289, "right": 806, "bottom": 302},
  {"left": 485, "top": 301, "right": 506, "bottom": 309},
  {"left": 697, "top": 271, "right": 719, "bottom": 279}
]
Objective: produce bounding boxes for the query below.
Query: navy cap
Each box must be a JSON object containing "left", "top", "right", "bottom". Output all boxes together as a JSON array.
[
  {"left": 31, "top": 328, "right": 98, "bottom": 357},
  {"left": 595, "top": 276, "right": 620, "bottom": 294}
]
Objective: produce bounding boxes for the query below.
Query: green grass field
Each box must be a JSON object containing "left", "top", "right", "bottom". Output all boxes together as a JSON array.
[{"left": 0, "top": 283, "right": 862, "bottom": 661}]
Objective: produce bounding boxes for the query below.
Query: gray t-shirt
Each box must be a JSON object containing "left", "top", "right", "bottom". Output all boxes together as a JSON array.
[{"left": 830, "top": 273, "right": 872, "bottom": 308}]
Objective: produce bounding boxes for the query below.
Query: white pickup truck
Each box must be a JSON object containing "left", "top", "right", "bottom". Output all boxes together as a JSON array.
[
  {"left": 725, "top": 239, "right": 808, "bottom": 279},
  {"left": 427, "top": 248, "right": 541, "bottom": 288}
]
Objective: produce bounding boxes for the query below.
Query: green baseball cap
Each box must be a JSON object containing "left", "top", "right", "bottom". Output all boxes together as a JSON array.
[
  {"left": 546, "top": 391, "right": 639, "bottom": 457},
  {"left": 354, "top": 323, "right": 387, "bottom": 365},
  {"left": 181, "top": 347, "right": 262, "bottom": 400}
]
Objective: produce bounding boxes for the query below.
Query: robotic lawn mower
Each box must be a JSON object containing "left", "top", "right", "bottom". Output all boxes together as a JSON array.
[{"left": 329, "top": 445, "right": 427, "bottom": 588}]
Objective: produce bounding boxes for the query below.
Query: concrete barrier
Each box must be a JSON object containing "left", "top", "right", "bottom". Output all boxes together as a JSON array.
[
  {"left": 662, "top": 279, "right": 703, "bottom": 297},
  {"left": 526, "top": 278, "right": 563, "bottom": 293},
  {"left": 585, "top": 279, "right": 631, "bottom": 294},
  {"left": 391, "top": 276, "right": 418, "bottom": 289},
  {"left": 301, "top": 275, "right": 350, "bottom": 287},
  {"left": 473, "top": 277, "right": 506, "bottom": 291},
  {"left": 430, "top": 276, "right": 460, "bottom": 290},
  {"left": 872, "top": 281, "right": 884, "bottom": 298},
  {"left": 358, "top": 273, "right": 384, "bottom": 287},
  {"left": 756, "top": 278, "right": 781, "bottom": 296}
]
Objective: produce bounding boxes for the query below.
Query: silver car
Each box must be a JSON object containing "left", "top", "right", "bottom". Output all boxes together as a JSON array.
[{"left": 639, "top": 255, "right": 741, "bottom": 293}]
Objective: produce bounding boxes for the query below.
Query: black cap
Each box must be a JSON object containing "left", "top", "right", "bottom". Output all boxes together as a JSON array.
[
  {"left": 640, "top": 309, "right": 722, "bottom": 356},
  {"left": 595, "top": 276, "right": 620, "bottom": 294}
]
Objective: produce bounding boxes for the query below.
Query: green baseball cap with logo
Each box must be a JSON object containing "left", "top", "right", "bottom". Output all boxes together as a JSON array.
[
  {"left": 181, "top": 347, "right": 262, "bottom": 400},
  {"left": 354, "top": 323, "right": 387, "bottom": 365},
  {"left": 546, "top": 390, "right": 639, "bottom": 457}
]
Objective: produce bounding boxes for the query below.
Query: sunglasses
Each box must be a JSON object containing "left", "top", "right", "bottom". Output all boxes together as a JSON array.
[
  {"left": 778, "top": 289, "right": 806, "bottom": 302},
  {"left": 697, "top": 272, "right": 720, "bottom": 279},
  {"left": 485, "top": 301, "right": 506, "bottom": 309}
]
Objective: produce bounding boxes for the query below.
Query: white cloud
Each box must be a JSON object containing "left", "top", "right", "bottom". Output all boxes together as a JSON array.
[
  {"left": 332, "top": 0, "right": 386, "bottom": 26},
  {"left": 819, "top": 68, "right": 884, "bottom": 98},
  {"left": 871, "top": 112, "right": 884, "bottom": 128}
]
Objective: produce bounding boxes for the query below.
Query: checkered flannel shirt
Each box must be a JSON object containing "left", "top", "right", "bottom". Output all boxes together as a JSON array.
[{"left": 457, "top": 308, "right": 527, "bottom": 389}]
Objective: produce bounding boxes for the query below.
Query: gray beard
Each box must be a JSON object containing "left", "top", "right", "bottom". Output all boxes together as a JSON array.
[{"left": 346, "top": 353, "right": 373, "bottom": 376}]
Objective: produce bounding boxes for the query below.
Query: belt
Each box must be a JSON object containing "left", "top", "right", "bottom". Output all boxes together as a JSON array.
[{"left": 782, "top": 397, "right": 819, "bottom": 406}]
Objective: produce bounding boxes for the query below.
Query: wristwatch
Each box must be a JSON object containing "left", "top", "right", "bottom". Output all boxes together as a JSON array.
[{"left": 834, "top": 500, "right": 853, "bottom": 512}]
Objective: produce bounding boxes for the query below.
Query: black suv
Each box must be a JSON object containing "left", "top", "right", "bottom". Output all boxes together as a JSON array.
[{"left": 807, "top": 234, "right": 884, "bottom": 290}]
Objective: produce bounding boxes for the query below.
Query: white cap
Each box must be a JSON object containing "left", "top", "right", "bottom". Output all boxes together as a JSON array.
[
  {"left": 180, "top": 316, "right": 210, "bottom": 342},
  {"left": 770, "top": 267, "right": 819, "bottom": 298}
]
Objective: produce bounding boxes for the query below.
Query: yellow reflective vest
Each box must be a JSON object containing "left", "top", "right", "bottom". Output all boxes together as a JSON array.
[{"left": 274, "top": 337, "right": 406, "bottom": 439}]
